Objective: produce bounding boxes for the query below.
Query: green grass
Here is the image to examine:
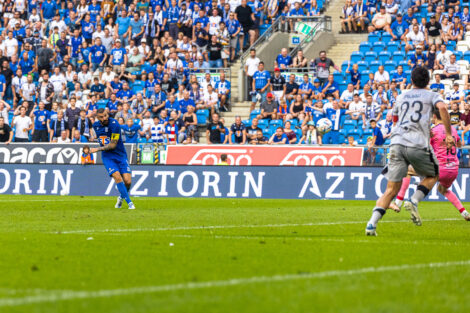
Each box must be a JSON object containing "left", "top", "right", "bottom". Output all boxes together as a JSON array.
[{"left": 1, "top": 195, "right": 470, "bottom": 313}]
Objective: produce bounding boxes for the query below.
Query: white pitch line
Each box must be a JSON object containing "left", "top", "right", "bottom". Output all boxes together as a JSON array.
[
  {"left": 0, "top": 199, "right": 111, "bottom": 202},
  {"left": 0, "top": 260, "right": 469, "bottom": 307},
  {"left": 54, "top": 218, "right": 461, "bottom": 234}
]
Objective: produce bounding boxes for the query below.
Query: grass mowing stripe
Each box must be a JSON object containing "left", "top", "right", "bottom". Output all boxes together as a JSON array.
[
  {"left": 53, "top": 218, "right": 461, "bottom": 234},
  {"left": 1, "top": 260, "right": 469, "bottom": 307}
]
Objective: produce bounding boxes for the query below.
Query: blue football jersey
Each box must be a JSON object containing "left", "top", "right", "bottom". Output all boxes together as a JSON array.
[{"left": 93, "top": 118, "right": 127, "bottom": 160}]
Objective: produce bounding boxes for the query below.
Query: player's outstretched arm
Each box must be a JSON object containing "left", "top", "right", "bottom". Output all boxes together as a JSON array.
[
  {"left": 436, "top": 101, "right": 456, "bottom": 148},
  {"left": 90, "top": 137, "right": 118, "bottom": 154}
]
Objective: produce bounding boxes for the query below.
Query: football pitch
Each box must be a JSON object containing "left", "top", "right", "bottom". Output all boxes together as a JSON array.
[{"left": 1, "top": 195, "right": 470, "bottom": 313}]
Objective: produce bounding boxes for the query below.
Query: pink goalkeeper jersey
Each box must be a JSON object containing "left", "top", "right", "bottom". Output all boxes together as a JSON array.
[{"left": 430, "top": 124, "right": 460, "bottom": 168}]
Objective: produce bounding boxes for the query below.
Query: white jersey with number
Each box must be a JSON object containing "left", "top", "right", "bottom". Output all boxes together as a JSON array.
[{"left": 391, "top": 88, "right": 443, "bottom": 149}]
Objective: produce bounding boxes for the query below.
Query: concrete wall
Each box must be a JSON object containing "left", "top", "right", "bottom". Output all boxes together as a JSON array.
[
  {"left": 302, "top": 32, "right": 336, "bottom": 61},
  {"left": 256, "top": 32, "right": 291, "bottom": 71}
]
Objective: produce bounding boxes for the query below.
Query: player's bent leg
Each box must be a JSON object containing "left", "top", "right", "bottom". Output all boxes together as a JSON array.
[
  {"left": 366, "top": 181, "right": 402, "bottom": 236},
  {"left": 438, "top": 183, "right": 470, "bottom": 221},
  {"left": 393, "top": 176, "right": 412, "bottom": 209},
  {"left": 112, "top": 172, "right": 135, "bottom": 210}
]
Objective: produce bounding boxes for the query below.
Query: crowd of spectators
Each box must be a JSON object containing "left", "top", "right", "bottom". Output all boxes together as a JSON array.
[{"left": 1, "top": 0, "right": 328, "bottom": 145}]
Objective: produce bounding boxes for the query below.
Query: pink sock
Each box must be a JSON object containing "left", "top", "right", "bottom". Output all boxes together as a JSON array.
[
  {"left": 444, "top": 190, "right": 465, "bottom": 213},
  {"left": 397, "top": 177, "right": 411, "bottom": 201}
]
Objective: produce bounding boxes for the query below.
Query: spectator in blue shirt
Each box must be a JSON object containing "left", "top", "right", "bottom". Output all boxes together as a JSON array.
[
  {"left": 116, "top": 10, "right": 131, "bottom": 46},
  {"left": 408, "top": 45, "right": 428, "bottom": 69},
  {"left": 165, "top": 94, "right": 181, "bottom": 117},
  {"left": 269, "top": 127, "right": 288, "bottom": 144},
  {"left": 275, "top": 48, "right": 292, "bottom": 70},
  {"left": 391, "top": 13, "right": 409, "bottom": 41},
  {"left": 322, "top": 75, "right": 340, "bottom": 99},
  {"left": 88, "top": 0, "right": 101, "bottom": 23},
  {"left": 288, "top": 2, "right": 305, "bottom": 30},
  {"left": 89, "top": 37, "right": 107, "bottom": 73},
  {"left": 127, "top": 12, "right": 145, "bottom": 45},
  {"left": 299, "top": 74, "right": 314, "bottom": 100},
  {"left": 116, "top": 82, "right": 135, "bottom": 103},
  {"left": 81, "top": 14, "right": 95, "bottom": 44},
  {"left": 391, "top": 65, "right": 407, "bottom": 90},
  {"left": 430, "top": 74, "right": 445, "bottom": 95},
  {"left": 121, "top": 118, "right": 143, "bottom": 143},
  {"left": 109, "top": 40, "right": 127, "bottom": 71},
  {"left": 346, "top": 63, "right": 361, "bottom": 90},
  {"left": 41, "top": 0, "right": 58, "bottom": 21},
  {"left": 251, "top": 62, "right": 271, "bottom": 111},
  {"left": 31, "top": 102, "right": 50, "bottom": 142}
]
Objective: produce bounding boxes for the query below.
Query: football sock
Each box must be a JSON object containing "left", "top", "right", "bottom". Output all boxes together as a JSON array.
[
  {"left": 117, "top": 182, "right": 132, "bottom": 205},
  {"left": 395, "top": 177, "right": 411, "bottom": 207},
  {"left": 444, "top": 190, "right": 467, "bottom": 216},
  {"left": 368, "top": 207, "right": 386, "bottom": 227},
  {"left": 411, "top": 185, "right": 430, "bottom": 206}
]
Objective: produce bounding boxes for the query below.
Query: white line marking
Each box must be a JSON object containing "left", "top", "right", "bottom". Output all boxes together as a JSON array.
[
  {"left": 0, "top": 260, "right": 468, "bottom": 307},
  {"left": 54, "top": 218, "right": 461, "bottom": 234},
  {"left": 0, "top": 199, "right": 111, "bottom": 202}
]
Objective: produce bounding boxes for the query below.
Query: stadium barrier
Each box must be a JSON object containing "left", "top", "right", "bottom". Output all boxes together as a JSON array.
[
  {"left": 1, "top": 164, "right": 469, "bottom": 201},
  {"left": 0, "top": 143, "right": 136, "bottom": 164}
]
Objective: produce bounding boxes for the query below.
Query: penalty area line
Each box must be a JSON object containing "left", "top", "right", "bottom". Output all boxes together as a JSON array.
[
  {"left": 54, "top": 218, "right": 461, "bottom": 234},
  {"left": 0, "top": 259, "right": 469, "bottom": 307}
]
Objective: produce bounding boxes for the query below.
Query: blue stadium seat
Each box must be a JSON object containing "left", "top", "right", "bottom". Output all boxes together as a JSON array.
[
  {"left": 341, "top": 60, "right": 350, "bottom": 72},
  {"left": 294, "top": 128, "right": 302, "bottom": 139},
  {"left": 378, "top": 51, "right": 391, "bottom": 63},
  {"left": 339, "top": 128, "right": 348, "bottom": 138},
  {"left": 131, "top": 81, "right": 144, "bottom": 93},
  {"left": 384, "top": 60, "right": 397, "bottom": 73},
  {"left": 262, "top": 128, "right": 272, "bottom": 138},
  {"left": 368, "top": 33, "right": 380, "bottom": 43},
  {"left": 386, "top": 41, "right": 400, "bottom": 53},
  {"left": 343, "top": 120, "right": 356, "bottom": 132},
  {"left": 250, "top": 109, "right": 261, "bottom": 121},
  {"left": 196, "top": 109, "right": 209, "bottom": 125},
  {"left": 363, "top": 129, "right": 373, "bottom": 138},
  {"left": 405, "top": 70, "right": 412, "bottom": 82},
  {"left": 399, "top": 61, "right": 410, "bottom": 72},
  {"left": 242, "top": 119, "right": 251, "bottom": 127},
  {"left": 333, "top": 71, "right": 344, "bottom": 83},
  {"left": 364, "top": 51, "right": 378, "bottom": 63},
  {"left": 339, "top": 81, "right": 348, "bottom": 94},
  {"left": 369, "top": 61, "right": 382, "bottom": 73},
  {"left": 372, "top": 42, "right": 386, "bottom": 53},
  {"left": 348, "top": 129, "right": 363, "bottom": 141},
  {"left": 454, "top": 51, "right": 463, "bottom": 60},
  {"left": 381, "top": 33, "right": 392, "bottom": 43},
  {"left": 360, "top": 70, "right": 370, "bottom": 86},
  {"left": 392, "top": 51, "right": 406, "bottom": 62},
  {"left": 384, "top": 139, "right": 391, "bottom": 145},
  {"left": 357, "top": 60, "right": 368, "bottom": 72},
  {"left": 138, "top": 137, "right": 147, "bottom": 143},
  {"left": 358, "top": 137, "right": 368, "bottom": 145},
  {"left": 463, "top": 51, "right": 470, "bottom": 62},
  {"left": 351, "top": 51, "right": 363, "bottom": 63},
  {"left": 287, "top": 119, "right": 299, "bottom": 127},
  {"left": 97, "top": 99, "right": 108, "bottom": 109},
  {"left": 269, "top": 119, "right": 283, "bottom": 128},
  {"left": 258, "top": 119, "right": 269, "bottom": 129},
  {"left": 448, "top": 41, "right": 457, "bottom": 51},
  {"left": 359, "top": 41, "right": 372, "bottom": 53}
]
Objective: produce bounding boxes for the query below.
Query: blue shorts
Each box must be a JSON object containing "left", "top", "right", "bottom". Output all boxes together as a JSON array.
[{"left": 103, "top": 157, "right": 131, "bottom": 176}]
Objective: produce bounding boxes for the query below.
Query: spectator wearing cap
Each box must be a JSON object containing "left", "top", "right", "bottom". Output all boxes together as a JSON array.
[
  {"left": 258, "top": 92, "right": 278, "bottom": 120},
  {"left": 441, "top": 54, "right": 460, "bottom": 81},
  {"left": 368, "top": 6, "right": 392, "bottom": 35},
  {"left": 390, "top": 13, "right": 409, "bottom": 41},
  {"left": 270, "top": 68, "right": 286, "bottom": 103},
  {"left": 408, "top": 45, "right": 428, "bottom": 69},
  {"left": 275, "top": 48, "right": 292, "bottom": 70},
  {"left": 405, "top": 24, "right": 425, "bottom": 53},
  {"left": 251, "top": 61, "right": 270, "bottom": 112},
  {"left": 426, "top": 14, "right": 442, "bottom": 45}
]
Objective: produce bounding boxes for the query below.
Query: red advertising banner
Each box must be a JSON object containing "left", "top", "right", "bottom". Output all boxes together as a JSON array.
[{"left": 165, "top": 145, "right": 364, "bottom": 166}]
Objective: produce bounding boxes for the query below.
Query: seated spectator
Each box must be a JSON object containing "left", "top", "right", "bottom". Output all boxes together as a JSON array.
[
  {"left": 340, "top": 83, "right": 355, "bottom": 108},
  {"left": 431, "top": 74, "right": 445, "bottom": 95},
  {"left": 246, "top": 118, "right": 262, "bottom": 143},
  {"left": 368, "top": 6, "right": 392, "bottom": 35},
  {"left": 322, "top": 75, "right": 340, "bottom": 99},
  {"left": 115, "top": 103, "right": 133, "bottom": 122},
  {"left": 0, "top": 116, "right": 13, "bottom": 144},
  {"left": 278, "top": 99, "right": 289, "bottom": 121},
  {"left": 202, "top": 84, "right": 219, "bottom": 115},
  {"left": 340, "top": 0, "right": 356, "bottom": 33},
  {"left": 408, "top": 45, "right": 428, "bottom": 69},
  {"left": 391, "top": 65, "right": 407, "bottom": 90},
  {"left": 72, "top": 129, "right": 87, "bottom": 143},
  {"left": 121, "top": 118, "right": 143, "bottom": 143},
  {"left": 169, "top": 110, "right": 186, "bottom": 143},
  {"left": 289, "top": 95, "right": 305, "bottom": 119},
  {"left": 12, "top": 106, "right": 32, "bottom": 142},
  {"left": 131, "top": 93, "right": 148, "bottom": 119},
  {"left": 446, "top": 83, "right": 465, "bottom": 110},
  {"left": 140, "top": 111, "right": 154, "bottom": 137},
  {"left": 229, "top": 116, "right": 246, "bottom": 144},
  {"left": 285, "top": 74, "right": 299, "bottom": 103},
  {"left": 165, "top": 94, "right": 181, "bottom": 118},
  {"left": 449, "top": 102, "right": 462, "bottom": 128},
  {"left": 384, "top": 0, "right": 398, "bottom": 16},
  {"left": 391, "top": 13, "right": 409, "bottom": 41},
  {"left": 269, "top": 127, "right": 288, "bottom": 145},
  {"left": 353, "top": 0, "right": 369, "bottom": 32},
  {"left": 56, "top": 130, "right": 71, "bottom": 144},
  {"left": 165, "top": 117, "right": 179, "bottom": 145},
  {"left": 249, "top": 129, "right": 269, "bottom": 145},
  {"left": 258, "top": 92, "right": 279, "bottom": 120},
  {"left": 448, "top": 16, "right": 464, "bottom": 42},
  {"left": 299, "top": 74, "right": 315, "bottom": 100},
  {"left": 405, "top": 24, "right": 425, "bottom": 52},
  {"left": 215, "top": 72, "right": 231, "bottom": 111},
  {"left": 373, "top": 85, "right": 389, "bottom": 110},
  {"left": 299, "top": 121, "right": 321, "bottom": 145},
  {"left": 283, "top": 121, "right": 297, "bottom": 144},
  {"left": 460, "top": 104, "right": 470, "bottom": 133},
  {"left": 182, "top": 105, "right": 198, "bottom": 143},
  {"left": 441, "top": 54, "right": 460, "bottom": 81},
  {"left": 206, "top": 112, "right": 225, "bottom": 144},
  {"left": 90, "top": 77, "right": 106, "bottom": 99},
  {"left": 349, "top": 93, "right": 364, "bottom": 120}
]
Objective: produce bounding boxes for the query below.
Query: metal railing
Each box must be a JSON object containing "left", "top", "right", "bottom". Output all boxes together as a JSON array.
[{"left": 290, "top": 15, "right": 333, "bottom": 57}]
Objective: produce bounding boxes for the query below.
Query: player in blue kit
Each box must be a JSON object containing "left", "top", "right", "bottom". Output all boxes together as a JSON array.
[{"left": 90, "top": 108, "right": 136, "bottom": 210}]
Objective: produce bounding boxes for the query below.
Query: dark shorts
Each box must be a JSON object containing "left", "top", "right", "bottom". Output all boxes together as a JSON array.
[{"left": 32, "top": 129, "right": 48, "bottom": 142}]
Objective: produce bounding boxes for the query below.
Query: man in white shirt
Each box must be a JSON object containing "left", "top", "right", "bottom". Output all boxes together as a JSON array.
[
  {"left": 340, "top": 83, "right": 355, "bottom": 108},
  {"left": 405, "top": 24, "right": 425, "bottom": 52},
  {"left": 435, "top": 44, "right": 453, "bottom": 70},
  {"left": 56, "top": 130, "right": 71, "bottom": 143},
  {"left": 441, "top": 54, "right": 460, "bottom": 80},
  {"left": 374, "top": 65, "right": 390, "bottom": 89},
  {"left": 199, "top": 73, "right": 213, "bottom": 94},
  {"left": 4, "top": 31, "right": 18, "bottom": 58},
  {"left": 20, "top": 74, "right": 36, "bottom": 106},
  {"left": 12, "top": 106, "right": 32, "bottom": 142},
  {"left": 77, "top": 64, "right": 92, "bottom": 89},
  {"left": 11, "top": 68, "right": 27, "bottom": 106},
  {"left": 140, "top": 111, "right": 154, "bottom": 134},
  {"left": 244, "top": 48, "right": 260, "bottom": 97},
  {"left": 50, "top": 66, "right": 67, "bottom": 103},
  {"left": 202, "top": 84, "right": 219, "bottom": 115},
  {"left": 348, "top": 93, "right": 364, "bottom": 120},
  {"left": 368, "top": 6, "right": 392, "bottom": 34},
  {"left": 50, "top": 14, "right": 67, "bottom": 34}
]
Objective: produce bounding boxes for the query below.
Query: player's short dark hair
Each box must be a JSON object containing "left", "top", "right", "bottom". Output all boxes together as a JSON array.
[
  {"left": 411, "top": 66, "right": 430, "bottom": 88},
  {"left": 97, "top": 108, "right": 106, "bottom": 114},
  {"left": 220, "top": 154, "right": 227, "bottom": 162}
]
